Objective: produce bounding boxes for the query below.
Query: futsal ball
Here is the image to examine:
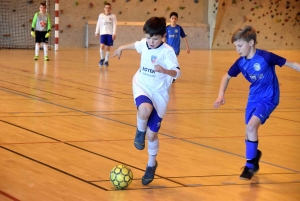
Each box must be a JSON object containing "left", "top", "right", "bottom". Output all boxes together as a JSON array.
[{"left": 109, "top": 164, "right": 133, "bottom": 189}]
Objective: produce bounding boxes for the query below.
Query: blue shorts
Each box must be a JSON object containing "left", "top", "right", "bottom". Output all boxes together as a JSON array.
[
  {"left": 100, "top": 34, "right": 113, "bottom": 46},
  {"left": 135, "top": 95, "right": 162, "bottom": 132},
  {"left": 245, "top": 101, "right": 278, "bottom": 125}
]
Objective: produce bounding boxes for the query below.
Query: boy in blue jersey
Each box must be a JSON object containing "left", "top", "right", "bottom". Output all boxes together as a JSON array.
[
  {"left": 165, "top": 12, "right": 190, "bottom": 56},
  {"left": 165, "top": 12, "right": 190, "bottom": 83},
  {"left": 214, "top": 25, "right": 300, "bottom": 180}
]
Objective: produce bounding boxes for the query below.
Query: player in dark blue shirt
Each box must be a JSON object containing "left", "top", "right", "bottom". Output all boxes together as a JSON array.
[
  {"left": 165, "top": 12, "right": 190, "bottom": 56},
  {"left": 165, "top": 12, "right": 190, "bottom": 83},
  {"left": 214, "top": 25, "right": 300, "bottom": 180}
]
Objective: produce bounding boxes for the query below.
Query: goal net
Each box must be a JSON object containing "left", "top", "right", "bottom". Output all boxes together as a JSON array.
[{"left": 0, "top": 0, "right": 54, "bottom": 49}]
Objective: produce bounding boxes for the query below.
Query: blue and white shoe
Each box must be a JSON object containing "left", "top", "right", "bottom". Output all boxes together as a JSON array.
[
  {"left": 142, "top": 161, "right": 158, "bottom": 185},
  {"left": 99, "top": 59, "right": 105, "bottom": 66},
  {"left": 134, "top": 129, "right": 146, "bottom": 150}
]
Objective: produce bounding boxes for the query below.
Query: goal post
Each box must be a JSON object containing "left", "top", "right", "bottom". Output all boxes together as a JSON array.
[{"left": 0, "top": 0, "right": 56, "bottom": 49}]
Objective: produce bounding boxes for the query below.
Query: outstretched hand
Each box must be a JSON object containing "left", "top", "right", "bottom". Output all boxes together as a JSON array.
[
  {"left": 111, "top": 48, "right": 122, "bottom": 59},
  {"left": 294, "top": 62, "right": 300, "bottom": 72},
  {"left": 214, "top": 96, "right": 226, "bottom": 108}
]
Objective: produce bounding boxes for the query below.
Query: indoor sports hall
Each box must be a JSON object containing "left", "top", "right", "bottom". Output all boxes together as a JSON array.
[{"left": 0, "top": 0, "right": 299, "bottom": 200}]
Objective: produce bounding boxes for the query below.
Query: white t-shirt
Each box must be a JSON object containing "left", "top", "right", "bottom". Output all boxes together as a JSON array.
[
  {"left": 133, "top": 39, "right": 180, "bottom": 118},
  {"left": 95, "top": 13, "right": 117, "bottom": 35}
]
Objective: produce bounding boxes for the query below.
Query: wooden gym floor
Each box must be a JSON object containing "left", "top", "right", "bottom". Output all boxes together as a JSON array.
[{"left": 0, "top": 48, "right": 299, "bottom": 201}]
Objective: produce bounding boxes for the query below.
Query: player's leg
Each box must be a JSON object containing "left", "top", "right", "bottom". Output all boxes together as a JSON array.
[
  {"left": 34, "top": 43, "right": 40, "bottom": 60},
  {"left": 240, "top": 102, "right": 277, "bottom": 180},
  {"left": 134, "top": 95, "right": 153, "bottom": 150},
  {"left": 141, "top": 128, "right": 159, "bottom": 185},
  {"left": 141, "top": 109, "right": 162, "bottom": 185},
  {"left": 34, "top": 31, "right": 42, "bottom": 60},
  {"left": 42, "top": 31, "right": 49, "bottom": 61},
  {"left": 146, "top": 129, "right": 158, "bottom": 167},
  {"left": 104, "top": 35, "right": 113, "bottom": 67},
  {"left": 99, "top": 35, "right": 106, "bottom": 66}
]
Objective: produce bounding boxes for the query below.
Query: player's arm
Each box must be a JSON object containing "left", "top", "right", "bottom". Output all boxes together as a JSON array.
[
  {"left": 154, "top": 50, "right": 180, "bottom": 78},
  {"left": 47, "top": 14, "right": 51, "bottom": 32},
  {"left": 180, "top": 27, "right": 190, "bottom": 53},
  {"left": 112, "top": 15, "right": 117, "bottom": 40},
  {"left": 154, "top": 66, "right": 179, "bottom": 78},
  {"left": 31, "top": 12, "right": 38, "bottom": 30},
  {"left": 214, "top": 73, "right": 232, "bottom": 108},
  {"left": 31, "top": 13, "right": 38, "bottom": 37},
  {"left": 45, "top": 14, "right": 51, "bottom": 38},
  {"left": 183, "top": 37, "right": 190, "bottom": 54},
  {"left": 95, "top": 15, "right": 101, "bottom": 36},
  {"left": 284, "top": 60, "right": 300, "bottom": 72},
  {"left": 111, "top": 43, "right": 136, "bottom": 59}
]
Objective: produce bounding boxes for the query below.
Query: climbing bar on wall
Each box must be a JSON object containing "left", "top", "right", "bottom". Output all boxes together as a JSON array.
[{"left": 55, "top": 0, "right": 59, "bottom": 51}]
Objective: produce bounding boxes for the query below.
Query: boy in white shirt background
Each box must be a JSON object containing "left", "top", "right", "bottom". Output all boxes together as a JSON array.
[{"left": 95, "top": 3, "right": 117, "bottom": 67}]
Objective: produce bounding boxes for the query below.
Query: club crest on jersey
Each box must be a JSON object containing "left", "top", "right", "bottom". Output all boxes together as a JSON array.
[
  {"left": 175, "top": 29, "right": 178, "bottom": 33},
  {"left": 253, "top": 63, "right": 261, "bottom": 71},
  {"left": 151, "top": 55, "right": 157, "bottom": 63},
  {"left": 40, "top": 21, "right": 46, "bottom": 27}
]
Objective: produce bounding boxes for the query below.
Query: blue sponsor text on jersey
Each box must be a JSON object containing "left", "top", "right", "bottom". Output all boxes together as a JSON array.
[{"left": 142, "top": 67, "right": 155, "bottom": 74}]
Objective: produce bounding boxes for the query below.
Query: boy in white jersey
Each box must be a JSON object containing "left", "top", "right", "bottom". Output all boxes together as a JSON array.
[
  {"left": 214, "top": 25, "right": 300, "bottom": 180},
  {"left": 112, "top": 17, "right": 180, "bottom": 185},
  {"left": 31, "top": 3, "right": 51, "bottom": 61},
  {"left": 95, "top": 3, "right": 117, "bottom": 67}
]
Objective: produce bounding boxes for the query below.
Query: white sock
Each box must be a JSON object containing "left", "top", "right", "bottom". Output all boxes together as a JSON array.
[
  {"left": 105, "top": 51, "right": 110, "bottom": 62},
  {"left": 43, "top": 43, "right": 48, "bottom": 56},
  {"left": 35, "top": 43, "right": 40, "bottom": 56},
  {"left": 100, "top": 49, "right": 103, "bottom": 60},
  {"left": 137, "top": 114, "right": 147, "bottom": 132},
  {"left": 148, "top": 138, "right": 159, "bottom": 167}
]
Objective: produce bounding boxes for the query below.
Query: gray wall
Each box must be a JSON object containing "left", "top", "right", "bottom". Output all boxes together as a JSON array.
[{"left": 58, "top": 0, "right": 209, "bottom": 48}]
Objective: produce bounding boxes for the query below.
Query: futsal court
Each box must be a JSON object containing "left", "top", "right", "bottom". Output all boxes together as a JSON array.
[{"left": 0, "top": 48, "right": 299, "bottom": 201}]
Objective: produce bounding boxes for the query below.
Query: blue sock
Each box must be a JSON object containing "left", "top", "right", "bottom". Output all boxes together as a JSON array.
[{"left": 245, "top": 140, "right": 258, "bottom": 169}]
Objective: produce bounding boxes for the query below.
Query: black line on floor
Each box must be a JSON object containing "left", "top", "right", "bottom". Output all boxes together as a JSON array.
[
  {"left": 0, "top": 79, "right": 74, "bottom": 99},
  {"left": 106, "top": 180, "right": 300, "bottom": 191},
  {"left": 0, "top": 145, "right": 108, "bottom": 191},
  {"left": 0, "top": 119, "right": 186, "bottom": 187}
]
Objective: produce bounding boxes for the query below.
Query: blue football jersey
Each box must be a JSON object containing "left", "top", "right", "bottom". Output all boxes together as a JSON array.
[
  {"left": 228, "top": 49, "right": 286, "bottom": 104},
  {"left": 165, "top": 25, "right": 186, "bottom": 55}
]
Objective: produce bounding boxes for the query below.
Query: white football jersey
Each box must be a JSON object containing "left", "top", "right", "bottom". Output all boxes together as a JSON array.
[
  {"left": 133, "top": 38, "right": 180, "bottom": 118},
  {"left": 95, "top": 13, "right": 117, "bottom": 35}
]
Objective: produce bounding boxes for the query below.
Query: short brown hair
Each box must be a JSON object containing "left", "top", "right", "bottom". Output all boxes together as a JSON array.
[
  {"left": 40, "top": 3, "right": 46, "bottom": 7},
  {"left": 231, "top": 25, "right": 256, "bottom": 44}
]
